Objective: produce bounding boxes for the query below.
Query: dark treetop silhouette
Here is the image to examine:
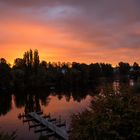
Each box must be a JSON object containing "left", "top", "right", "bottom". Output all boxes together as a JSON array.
[{"left": 0, "top": 49, "right": 140, "bottom": 92}]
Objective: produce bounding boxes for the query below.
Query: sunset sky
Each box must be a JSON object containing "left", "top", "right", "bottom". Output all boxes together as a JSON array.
[{"left": 0, "top": 0, "right": 140, "bottom": 65}]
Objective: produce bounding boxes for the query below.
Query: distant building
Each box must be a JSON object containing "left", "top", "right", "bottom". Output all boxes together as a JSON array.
[
  {"left": 129, "top": 67, "right": 134, "bottom": 72},
  {"left": 61, "top": 69, "right": 67, "bottom": 75}
]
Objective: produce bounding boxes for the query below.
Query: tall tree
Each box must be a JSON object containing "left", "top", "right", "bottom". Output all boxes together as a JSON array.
[
  {"left": 133, "top": 62, "right": 139, "bottom": 71},
  {"left": 13, "top": 58, "right": 25, "bottom": 70},
  {"left": 33, "top": 49, "right": 40, "bottom": 73},
  {"left": 0, "top": 58, "right": 11, "bottom": 89},
  {"left": 118, "top": 62, "right": 130, "bottom": 75}
]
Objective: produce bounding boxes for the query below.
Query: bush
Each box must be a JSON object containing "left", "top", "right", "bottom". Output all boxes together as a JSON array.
[{"left": 70, "top": 93, "right": 140, "bottom": 140}]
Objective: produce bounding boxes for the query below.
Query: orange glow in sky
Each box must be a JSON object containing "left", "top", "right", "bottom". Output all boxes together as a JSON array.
[{"left": 0, "top": 0, "right": 140, "bottom": 66}]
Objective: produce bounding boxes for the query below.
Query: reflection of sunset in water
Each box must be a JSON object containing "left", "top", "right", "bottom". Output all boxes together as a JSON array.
[
  {"left": 0, "top": 79, "right": 136, "bottom": 139},
  {"left": 42, "top": 95, "right": 91, "bottom": 121},
  {"left": 0, "top": 93, "right": 91, "bottom": 140}
]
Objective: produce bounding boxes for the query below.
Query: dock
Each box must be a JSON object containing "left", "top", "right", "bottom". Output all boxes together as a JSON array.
[{"left": 18, "top": 112, "right": 69, "bottom": 140}]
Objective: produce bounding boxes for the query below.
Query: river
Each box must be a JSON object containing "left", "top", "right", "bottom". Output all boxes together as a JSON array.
[{"left": 0, "top": 80, "right": 134, "bottom": 140}]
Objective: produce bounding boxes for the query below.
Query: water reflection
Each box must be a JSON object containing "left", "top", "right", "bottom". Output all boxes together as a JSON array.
[
  {"left": 130, "top": 79, "right": 134, "bottom": 86},
  {"left": 0, "top": 80, "right": 135, "bottom": 140},
  {"left": 0, "top": 92, "right": 12, "bottom": 116},
  {"left": 113, "top": 81, "right": 120, "bottom": 95},
  {"left": 0, "top": 90, "right": 91, "bottom": 117},
  {"left": 0, "top": 80, "right": 135, "bottom": 117}
]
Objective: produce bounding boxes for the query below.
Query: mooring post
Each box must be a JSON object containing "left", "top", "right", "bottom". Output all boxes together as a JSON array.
[{"left": 19, "top": 112, "right": 69, "bottom": 140}]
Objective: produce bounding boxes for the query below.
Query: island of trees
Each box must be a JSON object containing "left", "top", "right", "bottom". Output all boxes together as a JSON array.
[{"left": 0, "top": 49, "right": 140, "bottom": 92}]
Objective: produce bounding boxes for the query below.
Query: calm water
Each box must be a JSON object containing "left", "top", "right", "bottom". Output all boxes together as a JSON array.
[
  {"left": 0, "top": 91, "right": 92, "bottom": 140},
  {"left": 0, "top": 80, "right": 134, "bottom": 140}
]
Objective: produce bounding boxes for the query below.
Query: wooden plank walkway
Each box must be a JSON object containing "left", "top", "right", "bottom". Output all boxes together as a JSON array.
[{"left": 19, "top": 112, "right": 69, "bottom": 140}]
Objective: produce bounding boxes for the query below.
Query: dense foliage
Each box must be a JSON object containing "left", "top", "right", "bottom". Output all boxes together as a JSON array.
[{"left": 70, "top": 92, "right": 140, "bottom": 140}]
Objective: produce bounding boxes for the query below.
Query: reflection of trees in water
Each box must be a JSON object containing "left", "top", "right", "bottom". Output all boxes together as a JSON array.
[
  {"left": 13, "top": 89, "right": 94, "bottom": 113},
  {"left": 57, "top": 94, "right": 63, "bottom": 100},
  {"left": 0, "top": 81, "right": 133, "bottom": 116},
  {"left": 40, "top": 95, "right": 51, "bottom": 106},
  {"left": 13, "top": 90, "right": 51, "bottom": 113},
  {"left": 72, "top": 90, "right": 88, "bottom": 102},
  {"left": 0, "top": 92, "right": 12, "bottom": 116},
  {"left": 0, "top": 89, "right": 105, "bottom": 115},
  {"left": 14, "top": 93, "right": 27, "bottom": 108},
  {"left": 54, "top": 89, "right": 94, "bottom": 103},
  {"left": 57, "top": 91, "right": 71, "bottom": 102},
  {"left": 24, "top": 95, "right": 41, "bottom": 113}
]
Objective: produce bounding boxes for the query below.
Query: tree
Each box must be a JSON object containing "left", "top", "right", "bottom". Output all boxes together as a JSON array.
[
  {"left": 33, "top": 49, "right": 40, "bottom": 73},
  {"left": 70, "top": 93, "right": 140, "bottom": 140},
  {"left": 130, "top": 62, "right": 140, "bottom": 80},
  {"left": 88, "top": 63, "right": 101, "bottom": 84},
  {"left": 100, "top": 63, "right": 113, "bottom": 77},
  {"left": 13, "top": 58, "right": 25, "bottom": 70},
  {"left": 133, "top": 62, "right": 139, "bottom": 71},
  {"left": 0, "top": 58, "right": 11, "bottom": 89},
  {"left": 118, "top": 62, "right": 130, "bottom": 75}
]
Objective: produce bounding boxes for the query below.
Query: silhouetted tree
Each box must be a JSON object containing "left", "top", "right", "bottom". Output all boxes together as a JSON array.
[
  {"left": 100, "top": 63, "right": 113, "bottom": 77},
  {"left": 33, "top": 49, "right": 40, "bottom": 73},
  {"left": 118, "top": 62, "right": 130, "bottom": 75},
  {"left": 13, "top": 58, "right": 25, "bottom": 70},
  {"left": 130, "top": 62, "right": 140, "bottom": 80},
  {"left": 88, "top": 63, "right": 101, "bottom": 84},
  {"left": 0, "top": 58, "right": 11, "bottom": 89},
  {"left": 133, "top": 62, "right": 139, "bottom": 71}
]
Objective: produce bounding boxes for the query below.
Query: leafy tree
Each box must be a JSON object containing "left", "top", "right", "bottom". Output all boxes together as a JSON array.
[
  {"left": 70, "top": 93, "right": 140, "bottom": 140},
  {"left": 130, "top": 62, "right": 140, "bottom": 80},
  {"left": 13, "top": 58, "right": 25, "bottom": 70},
  {"left": 100, "top": 63, "right": 113, "bottom": 77},
  {"left": 0, "top": 58, "right": 11, "bottom": 89},
  {"left": 88, "top": 63, "right": 101, "bottom": 84},
  {"left": 11, "top": 69, "right": 25, "bottom": 89},
  {"left": 33, "top": 49, "right": 40, "bottom": 73},
  {"left": 118, "top": 62, "right": 130, "bottom": 75},
  {"left": 133, "top": 62, "right": 139, "bottom": 71}
]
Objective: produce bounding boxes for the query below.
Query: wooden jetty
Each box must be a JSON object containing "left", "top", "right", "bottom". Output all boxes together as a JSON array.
[{"left": 18, "top": 111, "right": 69, "bottom": 140}]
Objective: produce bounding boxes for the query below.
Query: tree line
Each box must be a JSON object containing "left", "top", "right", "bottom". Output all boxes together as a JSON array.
[{"left": 0, "top": 49, "right": 140, "bottom": 91}]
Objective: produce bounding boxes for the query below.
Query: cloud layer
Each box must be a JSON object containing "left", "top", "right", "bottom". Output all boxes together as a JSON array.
[{"left": 0, "top": 0, "right": 140, "bottom": 65}]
